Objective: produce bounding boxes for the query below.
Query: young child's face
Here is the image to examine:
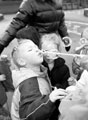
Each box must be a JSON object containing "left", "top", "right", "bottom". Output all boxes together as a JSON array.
[
  {"left": 18, "top": 40, "right": 43, "bottom": 66},
  {"left": 41, "top": 43, "right": 59, "bottom": 63},
  {"left": 72, "top": 57, "right": 82, "bottom": 75}
]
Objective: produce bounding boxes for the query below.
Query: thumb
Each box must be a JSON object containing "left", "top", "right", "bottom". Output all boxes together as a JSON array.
[{"left": 54, "top": 87, "right": 57, "bottom": 90}]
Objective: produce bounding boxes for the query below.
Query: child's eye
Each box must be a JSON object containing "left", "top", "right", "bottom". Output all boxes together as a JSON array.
[
  {"left": 42, "top": 50, "right": 48, "bottom": 52},
  {"left": 28, "top": 49, "right": 32, "bottom": 52}
]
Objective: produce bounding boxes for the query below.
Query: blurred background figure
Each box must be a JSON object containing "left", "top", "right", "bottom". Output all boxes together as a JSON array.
[
  {"left": 0, "top": 0, "right": 72, "bottom": 55},
  {"left": 0, "top": 55, "right": 14, "bottom": 120}
]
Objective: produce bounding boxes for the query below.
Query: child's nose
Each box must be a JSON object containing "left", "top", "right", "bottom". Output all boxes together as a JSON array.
[{"left": 35, "top": 49, "right": 42, "bottom": 53}]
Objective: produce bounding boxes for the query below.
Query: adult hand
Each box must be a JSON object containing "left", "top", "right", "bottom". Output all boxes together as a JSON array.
[
  {"left": 49, "top": 87, "right": 68, "bottom": 102},
  {"left": 62, "top": 36, "right": 72, "bottom": 51}
]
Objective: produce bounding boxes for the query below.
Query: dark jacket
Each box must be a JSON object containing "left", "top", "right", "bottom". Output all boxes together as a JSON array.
[
  {"left": 11, "top": 66, "right": 56, "bottom": 120},
  {"left": 0, "top": 82, "right": 7, "bottom": 106},
  {"left": 0, "top": 59, "right": 14, "bottom": 106},
  {"left": 0, "top": 60, "right": 14, "bottom": 92},
  {"left": 43, "top": 57, "right": 70, "bottom": 89},
  {"left": 0, "top": 0, "right": 68, "bottom": 52}
]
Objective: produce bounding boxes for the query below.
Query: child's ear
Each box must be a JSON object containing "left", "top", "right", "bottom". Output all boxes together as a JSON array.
[{"left": 17, "top": 58, "right": 26, "bottom": 66}]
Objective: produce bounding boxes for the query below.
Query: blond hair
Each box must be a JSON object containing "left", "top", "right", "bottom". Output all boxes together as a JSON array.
[{"left": 40, "top": 33, "right": 61, "bottom": 51}]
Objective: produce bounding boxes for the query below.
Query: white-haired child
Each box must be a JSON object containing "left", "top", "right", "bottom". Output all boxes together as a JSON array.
[{"left": 41, "top": 33, "right": 70, "bottom": 89}]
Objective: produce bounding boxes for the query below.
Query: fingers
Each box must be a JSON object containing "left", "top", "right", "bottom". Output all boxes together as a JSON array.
[
  {"left": 49, "top": 88, "right": 68, "bottom": 102},
  {"left": 55, "top": 95, "right": 66, "bottom": 100},
  {"left": 68, "top": 77, "right": 75, "bottom": 81},
  {"left": 68, "top": 77, "right": 77, "bottom": 86},
  {"left": 56, "top": 89, "right": 68, "bottom": 96}
]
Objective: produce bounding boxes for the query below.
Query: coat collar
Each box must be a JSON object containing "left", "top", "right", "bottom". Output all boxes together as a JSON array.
[{"left": 12, "top": 65, "right": 48, "bottom": 88}]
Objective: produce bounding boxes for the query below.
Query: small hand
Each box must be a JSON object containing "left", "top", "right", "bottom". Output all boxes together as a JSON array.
[
  {"left": 63, "top": 38, "right": 70, "bottom": 45},
  {"left": 0, "top": 74, "right": 6, "bottom": 81},
  {"left": 49, "top": 87, "right": 68, "bottom": 102},
  {"left": 68, "top": 76, "right": 77, "bottom": 86}
]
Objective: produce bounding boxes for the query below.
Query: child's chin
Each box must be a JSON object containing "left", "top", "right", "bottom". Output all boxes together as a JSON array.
[{"left": 47, "top": 60, "right": 54, "bottom": 63}]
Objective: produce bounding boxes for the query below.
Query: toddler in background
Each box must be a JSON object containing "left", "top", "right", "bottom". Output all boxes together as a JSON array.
[
  {"left": 41, "top": 33, "right": 70, "bottom": 89},
  {"left": 68, "top": 28, "right": 88, "bottom": 86},
  {"left": 76, "top": 56, "right": 88, "bottom": 88},
  {"left": 68, "top": 27, "right": 88, "bottom": 86},
  {"left": 66, "top": 55, "right": 88, "bottom": 91},
  {"left": 67, "top": 56, "right": 83, "bottom": 86}
]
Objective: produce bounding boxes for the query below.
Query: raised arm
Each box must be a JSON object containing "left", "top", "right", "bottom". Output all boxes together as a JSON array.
[{"left": 0, "top": 0, "right": 34, "bottom": 53}]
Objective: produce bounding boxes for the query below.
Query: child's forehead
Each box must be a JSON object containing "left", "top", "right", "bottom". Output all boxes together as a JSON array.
[
  {"left": 19, "top": 40, "right": 36, "bottom": 49},
  {"left": 41, "top": 33, "right": 59, "bottom": 40},
  {"left": 42, "top": 43, "right": 57, "bottom": 49}
]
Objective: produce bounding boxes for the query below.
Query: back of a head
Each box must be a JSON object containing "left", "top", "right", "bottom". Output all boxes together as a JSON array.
[{"left": 16, "top": 26, "right": 40, "bottom": 46}]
